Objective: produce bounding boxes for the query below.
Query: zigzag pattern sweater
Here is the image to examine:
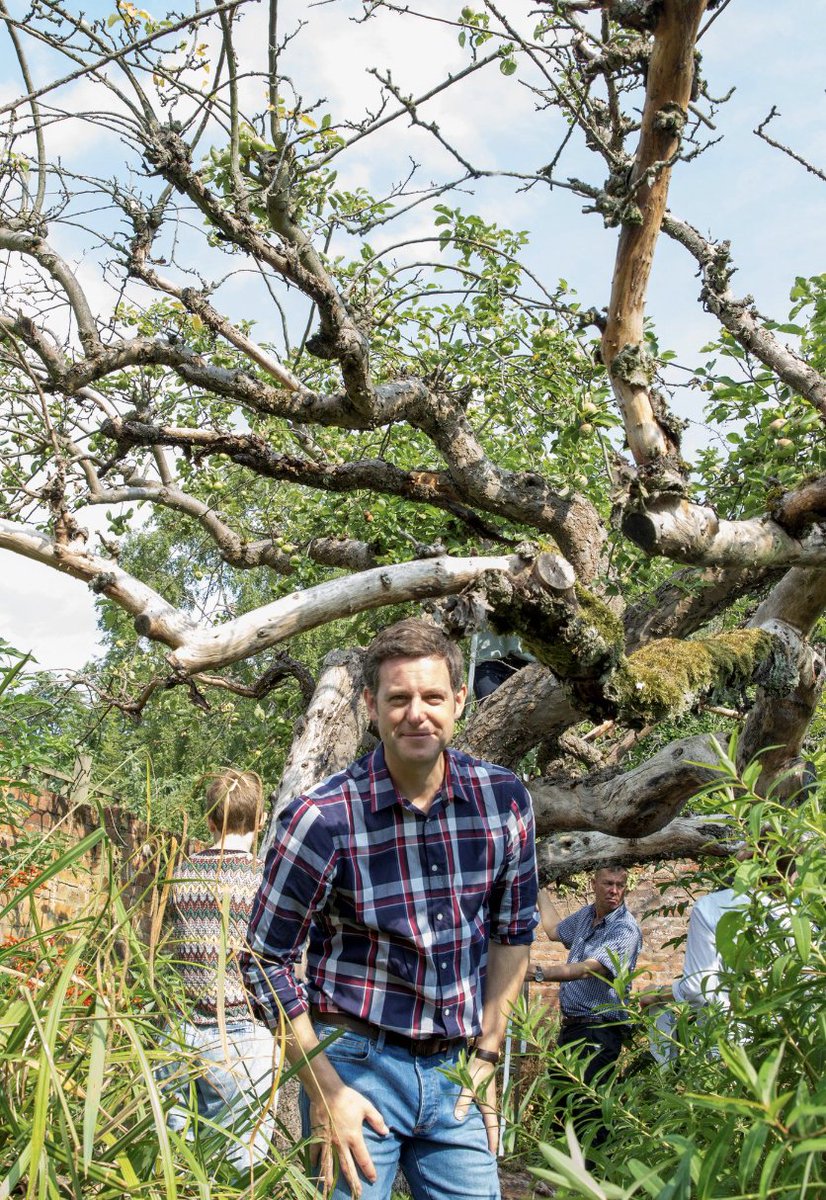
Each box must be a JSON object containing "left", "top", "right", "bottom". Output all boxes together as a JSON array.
[{"left": 168, "top": 848, "right": 262, "bottom": 1025}]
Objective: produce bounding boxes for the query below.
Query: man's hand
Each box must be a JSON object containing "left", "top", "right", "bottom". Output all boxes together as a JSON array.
[
  {"left": 454, "top": 1054, "right": 499, "bottom": 1153},
  {"left": 284, "top": 1012, "right": 388, "bottom": 1198},
  {"left": 309, "top": 1082, "right": 388, "bottom": 1199},
  {"left": 638, "top": 985, "right": 672, "bottom": 1009}
]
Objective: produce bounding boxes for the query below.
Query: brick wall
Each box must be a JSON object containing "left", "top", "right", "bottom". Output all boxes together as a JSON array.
[{"left": 0, "top": 786, "right": 167, "bottom": 945}]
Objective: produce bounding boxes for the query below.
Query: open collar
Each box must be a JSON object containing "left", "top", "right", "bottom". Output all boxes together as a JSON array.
[{"left": 368, "top": 744, "right": 471, "bottom": 812}]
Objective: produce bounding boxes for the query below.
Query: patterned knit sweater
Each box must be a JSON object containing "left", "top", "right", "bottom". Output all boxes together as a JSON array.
[{"left": 168, "top": 848, "right": 262, "bottom": 1025}]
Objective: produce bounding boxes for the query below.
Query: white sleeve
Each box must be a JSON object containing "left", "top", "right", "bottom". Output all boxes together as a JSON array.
[{"left": 671, "top": 899, "right": 722, "bottom": 1010}]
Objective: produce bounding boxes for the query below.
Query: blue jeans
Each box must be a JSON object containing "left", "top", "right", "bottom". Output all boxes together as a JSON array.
[
  {"left": 301, "top": 1021, "right": 500, "bottom": 1200},
  {"left": 160, "top": 1019, "right": 278, "bottom": 1169}
]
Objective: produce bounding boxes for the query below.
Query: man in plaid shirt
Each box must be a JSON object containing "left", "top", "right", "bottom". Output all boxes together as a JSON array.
[{"left": 244, "top": 618, "right": 538, "bottom": 1199}]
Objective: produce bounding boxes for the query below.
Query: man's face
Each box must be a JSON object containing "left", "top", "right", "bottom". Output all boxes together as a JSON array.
[
  {"left": 364, "top": 655, "right": 467, "bottom": 777},
  {"left": 592, "top": 869, "right": 627, "bottom": 917}
]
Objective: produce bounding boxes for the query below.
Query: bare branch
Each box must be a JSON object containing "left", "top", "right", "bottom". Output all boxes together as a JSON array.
[{"left": 537, "top": 815, "right": 736, "bottom": 884}]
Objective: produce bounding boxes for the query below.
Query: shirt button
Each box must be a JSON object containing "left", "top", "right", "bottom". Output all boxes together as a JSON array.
[
  {"left": 436, "top": 913, "right": 444, "bottom": 921},
  {"left": 441, "top": 962, "right": 448, "bottom": 971},
  {"left": 431, "top": 864, "right": 439, "bottom": 873}
]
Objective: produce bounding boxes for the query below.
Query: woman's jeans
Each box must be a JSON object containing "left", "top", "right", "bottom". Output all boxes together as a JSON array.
[{"left": 300, "top": 1020, "right": 500, "bottom": 1200}]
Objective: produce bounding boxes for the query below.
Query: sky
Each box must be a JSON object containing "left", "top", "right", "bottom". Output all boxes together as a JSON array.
[{"left": 1, "top": 0, "right": 824, "bottom": 676}]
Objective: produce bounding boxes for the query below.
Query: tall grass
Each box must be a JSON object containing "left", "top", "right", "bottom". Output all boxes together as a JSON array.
[{"left": 0, "top": 791, "right": 315, "bottom": 1199}]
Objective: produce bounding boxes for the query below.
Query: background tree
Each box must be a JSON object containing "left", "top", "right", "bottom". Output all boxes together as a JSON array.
[{"left": 0, "top": 0, "right": 823, "bottom": 865}]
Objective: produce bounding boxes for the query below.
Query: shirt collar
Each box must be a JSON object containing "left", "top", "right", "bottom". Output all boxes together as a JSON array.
[
  {"left": 367, "top": 744, "right": 471, "bottom": 812},
  {"left": 590, "top": 902, "right": 628, "bottom": 929}
]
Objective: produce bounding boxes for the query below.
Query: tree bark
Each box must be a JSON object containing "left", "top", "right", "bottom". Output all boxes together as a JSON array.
[
  {"left": 531, "top": 732, "right": 727, "bottom": 838},
  {"left": 622, "top": 496, "right": 826, "bottom": 567},
  {"left": 262, "top": 649, "right": 368, "bottom": 852},
  {"left": 169, "top": 553, "right": 526, "bottom": 673},
  {"left": 537, "top": 815, "right": 735, "bottom": 884},
  {"left": 0, "top": 518, "right": 196, "bottom": 647},
  {"left": 602, "top": 0, "right": 709, "bottom": 465},
  {"left": 459, "top": 663, "right": 583, "bottom": 768}
]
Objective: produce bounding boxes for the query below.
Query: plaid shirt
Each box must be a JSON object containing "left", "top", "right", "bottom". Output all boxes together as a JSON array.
[
  {"left": 243, "top": 744, "right": 537, "bottom": 1040},
  {"left": 557, "top": 902, "right": 642, "bottom": 1022}
]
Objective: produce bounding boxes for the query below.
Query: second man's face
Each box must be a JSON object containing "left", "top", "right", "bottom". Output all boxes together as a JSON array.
[
  {"left": 364, "top": 655, "right": 467, "bottom": 776},
  {"left": 592, "top": 870, "right": 627, "bottom": 916}
]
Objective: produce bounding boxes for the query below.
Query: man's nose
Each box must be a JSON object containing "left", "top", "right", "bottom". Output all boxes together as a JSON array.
[{"left": 406, "top": 696, "right": 425, "bottom": 722}]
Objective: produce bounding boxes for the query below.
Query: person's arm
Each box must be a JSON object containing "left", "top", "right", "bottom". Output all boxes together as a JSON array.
[
  {"left": 456, "top": 779, "right": 538, "bottom": 1151},
  {"left": 455, "top": 942, "right": 531, "bottom": 1151},
  {"left": 284, "top": 1011, "right": 388, "bottom": 1197},
  {"left": 243, "top": 799, "right": 387, "bottom": 1194},
  {"left": 538, "top": 887, "right": 566, "bottom": 942},
  {"left": 638, "top": 984, "right": 673, "bottom": 1008},
  {"left": 542, "top": 957, "right": 611, "bottom": 982}
]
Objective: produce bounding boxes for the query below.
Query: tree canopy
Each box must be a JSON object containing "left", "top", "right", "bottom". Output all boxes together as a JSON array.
[{"left": 1, "top": 0, "right": 824, "bottom": 861}]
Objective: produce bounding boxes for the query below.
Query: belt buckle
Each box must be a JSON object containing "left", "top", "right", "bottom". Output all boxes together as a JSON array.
[
  {"left": 410, "top": 1037, "right": 435, "bottom": 1057},
  {"left": 411, "top": 1036, "right": 455, "bottom": 1058}
]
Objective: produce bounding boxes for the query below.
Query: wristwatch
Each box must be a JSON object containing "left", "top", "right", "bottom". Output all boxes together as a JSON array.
[{"left": 472, "top": 1045, "right": 501, "bottom": 1066}]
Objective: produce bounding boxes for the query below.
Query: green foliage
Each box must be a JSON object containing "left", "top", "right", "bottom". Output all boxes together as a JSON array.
[
  {"left": 693, "top": 277, "right": 826, "bottom": 520},
  {"left": 509, "top": 749, "right": 826, "bottom": 1199},
  {"left": 0, "top": 642, "right": 83, "bottom": 789}
]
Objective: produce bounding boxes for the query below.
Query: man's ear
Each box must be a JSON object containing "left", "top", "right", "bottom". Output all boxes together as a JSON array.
[
  {"left": 454, "top": 683, "right": 468, "bottom": 718},
  {"left": 363, "top": 686, "right": 378, "bottom": 722}
]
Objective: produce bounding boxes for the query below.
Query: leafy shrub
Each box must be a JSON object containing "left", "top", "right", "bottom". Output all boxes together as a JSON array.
[{"left": 509, "top": 749, "right": 826, "bottom": 1200}]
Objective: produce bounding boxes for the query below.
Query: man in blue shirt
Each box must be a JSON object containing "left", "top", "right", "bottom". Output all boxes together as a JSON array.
[
  {"left": 244, "top": 618, "right": 538, "bottom": 1199},
  {"left": 539, "top": 868, "right": 641, "bottom": 1153}
]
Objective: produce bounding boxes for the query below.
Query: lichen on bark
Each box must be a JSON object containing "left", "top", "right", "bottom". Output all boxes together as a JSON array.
[
  {"left": 609, "top": 342, "right": 656, "bottom": 388},
  {"left": 606, "top": 627, "right": 778, "bottom": 722}
]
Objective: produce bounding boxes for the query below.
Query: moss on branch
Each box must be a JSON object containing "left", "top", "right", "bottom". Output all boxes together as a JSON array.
[{"left": 607, "top": 628, "right": 778, "bottom": 722}]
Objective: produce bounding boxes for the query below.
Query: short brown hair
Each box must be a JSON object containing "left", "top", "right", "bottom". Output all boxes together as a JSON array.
[
  {"left": 204, "top": 769, "right": 263, "bottom": 835},
  {"left": 362, "top": 618, "right": 465, "bottom": 694}
]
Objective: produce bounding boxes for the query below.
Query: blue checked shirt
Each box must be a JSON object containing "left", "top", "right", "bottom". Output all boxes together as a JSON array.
[
  {"left": 557, "top": 902, "right": 642, "bottom": 1021},
  {"left": 243, "top": 744, "right": 538, "bottom": 1041}
]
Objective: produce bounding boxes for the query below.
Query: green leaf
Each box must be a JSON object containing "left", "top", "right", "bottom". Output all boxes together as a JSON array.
[
  {"left": 82, "top": 998, "right": 109, "bottom": 1170},
  {"left": 739, "top": 1123, "right": 769, "bottom": 1187},
  {"left": 790, "top": 913, "right": 812, "bottom": 962}
]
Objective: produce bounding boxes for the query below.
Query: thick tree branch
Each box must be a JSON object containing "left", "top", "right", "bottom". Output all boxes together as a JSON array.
[
  {"left": 537, "top": 815, "right": 735, "bottom": 884},
  {"left": 662, "top": 213, "right": 826, "bottom": 419},
  {"left": 531, "top": 732, "right": 727, "bottom": 838},
  {"left": 263, "top": 648, "right": 368, "bottom": 849},
  {"left": 0, "top": 517, "right": 197, "bottom": 647},
  {"left": 601, "top": 0, "right": 709, "bottom": 465},
  {"left": 99, "top": 417, "right": 511, "bottom": 540},
  {"left": 622, "top": 494, "right": 826, "bottom": 567},
  {"left": 167, "top": 553, "right": 528, "bottom": 674}
]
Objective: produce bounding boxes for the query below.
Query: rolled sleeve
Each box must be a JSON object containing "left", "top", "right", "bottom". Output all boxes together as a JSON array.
[
  {"left": 591, "top": 925, "right": 641, "bottom": 978},
  {"left": 242, "top": 798, "right": 337, "bottom": 1028},
  {"left": 489, "top": 782, "right": 538, "bottom": 945}
]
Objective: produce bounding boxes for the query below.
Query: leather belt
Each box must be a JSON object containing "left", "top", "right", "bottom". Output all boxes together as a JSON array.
[{"left": 310, "top": 1006, "right": 466, "bottom": 1058}]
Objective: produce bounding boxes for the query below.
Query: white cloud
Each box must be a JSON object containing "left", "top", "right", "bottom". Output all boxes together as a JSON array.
[{"left": 1, "top": 554, "right": 103, "bottom": 673}]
